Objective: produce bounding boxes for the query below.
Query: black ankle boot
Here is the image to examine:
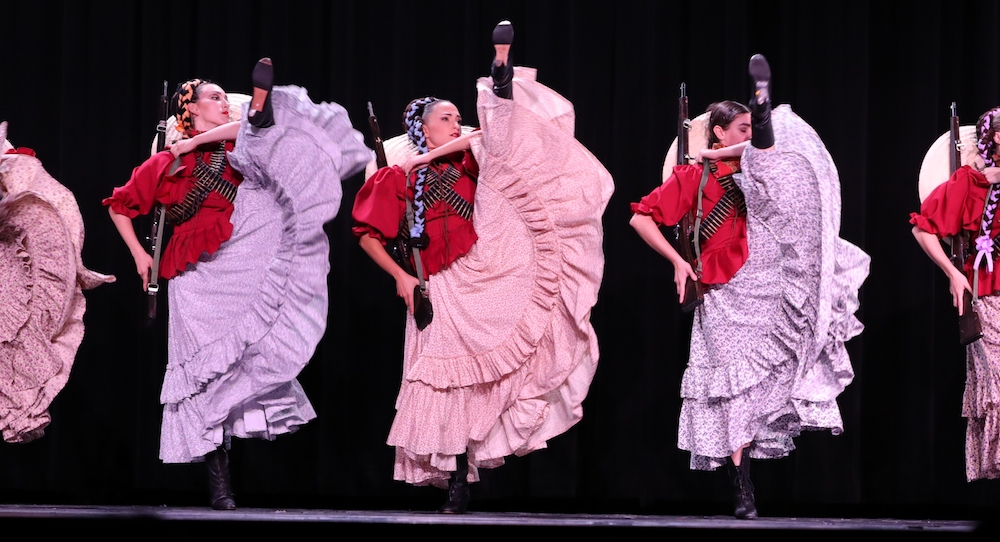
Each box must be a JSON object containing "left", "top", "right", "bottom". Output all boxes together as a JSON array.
[
  {"left": 727, "top": 449, "right": 757, "bottom": 519},
  {"left": 491, "top": 21, "right": 514, "bottom": 99},
  {"left": 206, "top": 447, "right": 236, "bottom": 510},
  {"left": 249, "top": 57, "right": 274, "bottom": 128},
  {"left": 438, "top": 453, "right": 470, "bottom": 514},
  {"left": 748, "top": 53, "right": 773, "bottom": 149}
]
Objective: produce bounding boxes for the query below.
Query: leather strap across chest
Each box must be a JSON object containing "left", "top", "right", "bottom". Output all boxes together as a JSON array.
[
  {"left": 697, "top": 164, "right": 746, "bottom": 244},
  {"left": 166, "top": 145, "right": 238, "bottom": 224}
]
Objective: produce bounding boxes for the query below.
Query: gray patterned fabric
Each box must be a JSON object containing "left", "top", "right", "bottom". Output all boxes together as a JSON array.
[
  {"left": 963, "top": 295, "right": 1000, "bottom": 481},
  {"left": 678, "top": 104, "right": 870, "bottom": 470},
  {"left": 158, "top": 86, "right": 371, "bottom": 463}
]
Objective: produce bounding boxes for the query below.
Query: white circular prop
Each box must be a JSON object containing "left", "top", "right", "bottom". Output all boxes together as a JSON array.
[
  {"left": 662, "top": 111, "right": 710, "bottom": 183},
  {"left": 917, "top": 124, "right": 979, "bottom": 202}
]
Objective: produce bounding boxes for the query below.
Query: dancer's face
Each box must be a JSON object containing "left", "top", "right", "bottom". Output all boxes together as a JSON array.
[
  {"left": 714, "top": 113, "right": 752, "bottom": 147},
  {"left": 188, "top": 84, "right": 231, "bottom": 131},
  {"left": 422, "top": 101, "right": 462, "bottom": 151}
]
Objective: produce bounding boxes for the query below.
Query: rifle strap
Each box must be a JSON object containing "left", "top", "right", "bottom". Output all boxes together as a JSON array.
[
  {"left": 692, "top": 159, "right": 711, "bottom": 275},
  {"left": 971, "top": 184, "right": 1000, "bottom": 301}
]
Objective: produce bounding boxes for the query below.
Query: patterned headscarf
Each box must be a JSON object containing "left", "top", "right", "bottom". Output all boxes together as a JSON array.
[
  {"left": 174, "top": 79, "right": 204, "bottom": 138},
  {"left": 401, "top": 96, "right": 439, "bottom": 246}
]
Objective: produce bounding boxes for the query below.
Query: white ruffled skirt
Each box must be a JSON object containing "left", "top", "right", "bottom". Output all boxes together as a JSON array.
[
  {"left": 158, "top": 86, "right": 371, "bottom": 463},
  {"left": 387, "top": 68, "right": 614, "bottom": 487}
]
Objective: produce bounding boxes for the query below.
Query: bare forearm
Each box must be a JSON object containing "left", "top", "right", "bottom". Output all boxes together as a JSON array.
[
  {"left": 630, "top": 213, "right": 684, "bottom": 267},
  {"left": 109, "top": 207, "right": 146, "bottom": 256},
  {"left": 359, "top": 234, "right": 408, "bottom": 281},
  {"left": 424, "top": 131, "right": 480, "bottom": 161},
  {"left": 190, "top": 121, "right": 240, "bottom": 145},
  {"left": 912, "top": 226, "right": 959, "bottom": 275}
]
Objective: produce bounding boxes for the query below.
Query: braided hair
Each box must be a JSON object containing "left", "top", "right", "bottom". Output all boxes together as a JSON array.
[
  {"left": 976, "top": 106, "right": 1000, "bottom": 168},
  {"left": 173, "top": 78, "right": 206, "bottom": 138},
  {"left": 401, "top": 96, "right": 440, "bottom": 247}
]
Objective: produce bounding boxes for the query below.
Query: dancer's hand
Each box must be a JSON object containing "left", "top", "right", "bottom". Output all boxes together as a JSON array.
[
  {"left": 170, "top": 138, "right": 198, "bottom": 157},
  {"left": 984, "top": 167, "right": 1000, "bottom": 184},
  {"left": 401, "top": 155, "right": 431, "bottom": 175},
  {"left": 694, "top": 148, "right": 718, "bottom": 162},
  {"left": 395, "top": 272, "right": 421, "bottom": 314},
  {"left": 947, "top": 266, "right": 973, "bottom": 316},
  {"left": 673, "top": 260, "right": 699, "bottom": 300},
  {"left": 132, "top": 249, "right": 154, "bottom": 291}
]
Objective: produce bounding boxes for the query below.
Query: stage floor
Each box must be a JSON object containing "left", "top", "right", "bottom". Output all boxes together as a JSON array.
[{"left": 0, "top": 504, "right": 987, "bottom": 537}]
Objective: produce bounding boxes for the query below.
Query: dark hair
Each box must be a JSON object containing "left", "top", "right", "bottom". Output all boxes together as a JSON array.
[{"left": 705, "top": 100, "right": 751, "bottom": 147}]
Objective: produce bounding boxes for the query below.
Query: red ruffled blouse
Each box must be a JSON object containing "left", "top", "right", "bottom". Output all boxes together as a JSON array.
[
  {"left": 910, "top": 165, "right": 1000, "bottom": 297},
  {"left": 352, "top": 150, "right": 479, "bottom": 278},
  {"left": 102, "top": 142, "right": 243, "bottom": 279},
  {"left": 630, "top": 159, "right": 749, "bottom": 286}
]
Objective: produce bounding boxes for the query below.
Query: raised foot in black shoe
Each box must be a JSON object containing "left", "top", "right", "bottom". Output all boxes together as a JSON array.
[
  {"left": 206, "top": 447, "right": 236, "bottom": 510},
  {"left": 748, "top": 53, "right": 771, "bottom": 107},
  {"left": 491, "top": 20, "right": 514, "bottom": 99},
  {"left": 249, "top": 57, "right": 274, "bottom": 128},
  {"left": 747, "top": 53, "right": 773, "bottom": 149}
]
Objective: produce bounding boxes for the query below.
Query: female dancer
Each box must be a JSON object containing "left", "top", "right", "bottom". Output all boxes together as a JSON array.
[
  {"left": 104, "top": 60, "right": 371, "bottom": 509},
  {"left": 352, "top": 21, "right": 614, "bottom": 513},
  {"left": 911, "top": 106, "right": 1000, "bottom": 482},
  {"left": 631, "top": 55, "right": 869, "bottom": 519},
  {"left": 629, "top": 100, "right": 751, "bottom": 319},
  {"left": 1, "top": 122, "right": 114, "bottom": 444}
]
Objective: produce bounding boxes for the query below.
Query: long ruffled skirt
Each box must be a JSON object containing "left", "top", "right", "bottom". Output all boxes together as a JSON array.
[
  {"left": 964, "top": 296, "right": 1000, "bottom": 481},
  {"left": 0, "top": 153, "right": 112, "bottom": 443},
  {"left": 158, "top": 86, "right": 371, "bottom": 463},
  {"left": 678, "top": 105, "right": 870, "bottom": 470},
  {"left": 387, "top": 68, "right": 614, "bottom": 487}
]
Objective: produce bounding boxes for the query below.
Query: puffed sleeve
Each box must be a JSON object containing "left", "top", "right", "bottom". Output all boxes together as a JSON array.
[
  {"left": 910, "top": 165, "right": 987, "bottom": 238},
  {"left": 351, "top": 165, "right": 408, "bottom": 243},
  {"left": 102, "top": 151, "right": 174, "bottom": 218},
  {"left": 630, "top": 164, "right": 702, "bottom": 227}
]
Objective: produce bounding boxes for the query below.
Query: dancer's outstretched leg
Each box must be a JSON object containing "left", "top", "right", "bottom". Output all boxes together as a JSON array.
[
  {"left": 748, "top": 53, "right": 773, "bottom": 149},
  {"left": 491, "top": 20, "right": 514, "bottom": 99},
  {"left": 249, "top": 57, "right": 275, "bottom": 128}
]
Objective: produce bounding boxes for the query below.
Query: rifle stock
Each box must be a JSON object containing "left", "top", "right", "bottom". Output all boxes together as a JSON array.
[
  {"left": 673, "top": 83, "right": 703, "bottom": 312},
  {"left": 948, "top": 102, "right": 983, "bottom": 345}
]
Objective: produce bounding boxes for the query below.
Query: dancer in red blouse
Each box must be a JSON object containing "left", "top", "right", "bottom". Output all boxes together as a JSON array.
[
  {"left": 353, "top": 21, "right": 614, "bottom": 514},
  {"left": 105, "top": 60, "right": 371, "bottom": 510},
  {"left": 911, "top": 106, "right": 1000, "bottom": 482},
  {"left": 629, "top": 102, "right": 751, "bottom": 291}
]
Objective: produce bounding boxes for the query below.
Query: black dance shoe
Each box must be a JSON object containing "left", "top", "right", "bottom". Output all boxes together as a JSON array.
[
  {"left": 249, "top": 57, "right": 275, "bottom": 128},
  {"left": 727, "top": 449, "right": 757, "bottom": 520},
  {"left": 205, "top": 447, "right": 236, "bottom": 510},
  {"left": 438, "top": 453, "right": 470, "bottom": 514},
  {"left": 491, "top": 20, "right": 514, "bottom": 99},
  {"left": 438, "top": 473, "right": 470, "bottom": 514},
  {"left": 748, "top": 53, "right": 773, "bottom": 149}
]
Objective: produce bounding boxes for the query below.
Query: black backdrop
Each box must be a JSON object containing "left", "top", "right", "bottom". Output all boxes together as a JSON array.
[{"left": 1, "top": 0, "right": 999, "bottom": 520}]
